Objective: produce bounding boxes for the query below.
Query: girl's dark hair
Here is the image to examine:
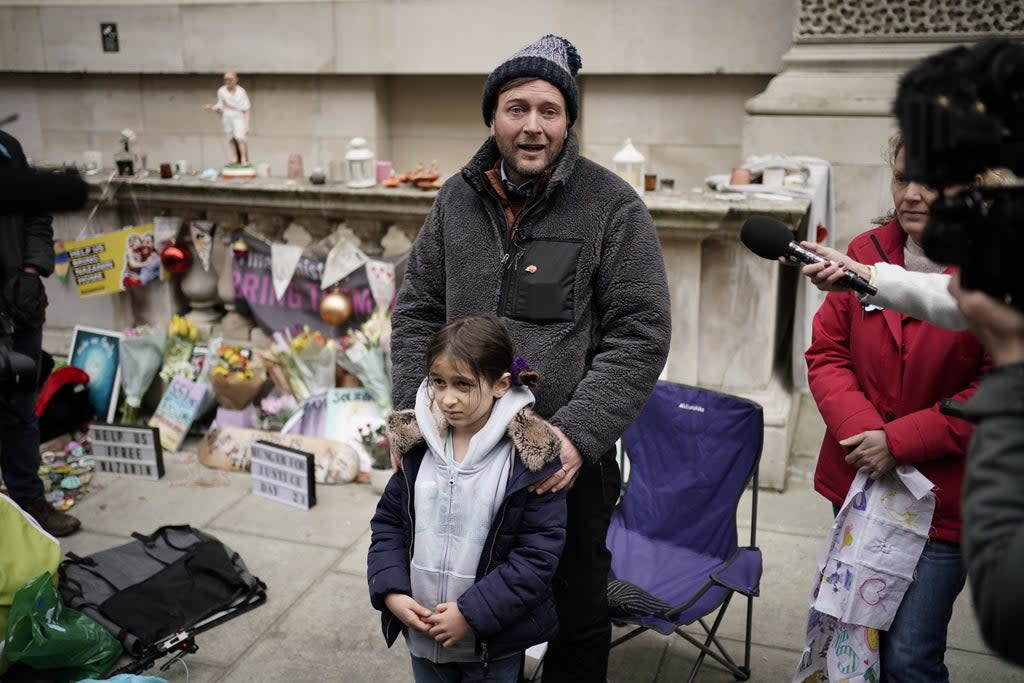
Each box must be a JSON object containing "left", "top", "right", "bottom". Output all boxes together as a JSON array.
[{"left": 425, "top": 315, "right": 541, "bottom": 388}]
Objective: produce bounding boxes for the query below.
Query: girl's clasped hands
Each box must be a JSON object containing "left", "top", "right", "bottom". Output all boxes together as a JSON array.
[{"left": 383, "top": 594, "right": 471, "bottom": 647}]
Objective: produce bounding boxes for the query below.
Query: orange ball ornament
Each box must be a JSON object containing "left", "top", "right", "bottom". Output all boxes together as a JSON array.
[{"left": 319, "top": 290, "right": 353, "bottom": 326}]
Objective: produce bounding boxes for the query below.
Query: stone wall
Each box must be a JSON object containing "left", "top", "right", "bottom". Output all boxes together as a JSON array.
[{"left": 1, "top": 0, "right": 791, "bottom": 195}]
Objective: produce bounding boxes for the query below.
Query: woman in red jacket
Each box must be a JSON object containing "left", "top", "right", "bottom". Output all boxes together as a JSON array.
[{"left": 805, "top": 132, "right": 989, "bottom": 682}]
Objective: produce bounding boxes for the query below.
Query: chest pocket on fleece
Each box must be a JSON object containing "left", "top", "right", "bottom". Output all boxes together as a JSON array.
[{"left": 508, "top": 239, "right": 582, "bottom": 323}]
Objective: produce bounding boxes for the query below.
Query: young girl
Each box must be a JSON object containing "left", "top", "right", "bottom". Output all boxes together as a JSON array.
[{"left": 368, "top": 314, "right": 566, "bottom": 682}]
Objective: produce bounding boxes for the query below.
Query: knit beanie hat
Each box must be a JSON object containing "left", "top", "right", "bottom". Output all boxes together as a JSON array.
[{"left": 482, "top": 34, "right": 582, "bottom": 127}]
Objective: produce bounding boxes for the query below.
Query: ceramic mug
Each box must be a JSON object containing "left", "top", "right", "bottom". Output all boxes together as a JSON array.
[{"left": 173, "top": 160, "right": 190, "bottom": 175}]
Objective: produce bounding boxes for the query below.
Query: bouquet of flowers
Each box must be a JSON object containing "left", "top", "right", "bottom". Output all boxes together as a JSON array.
[
  {"left": 159, "top": 314, "right": 199, "bottom": 383},
  {"left": 337, "top": 308, "right": 392, "bottom": 410},
  {"left": 259, "top": 326, "right": 337, "bottom": 401},
  {"left": 357, "top": 417, "right": 391, "bottom": 471},
  {"left": 118, "top": 325, "right": 166, "bottom": 423},
  {"left": 287, "top": 325, "right": 337, "bottom": 396},
  {"left": 259, "top": 392, "right": 299, "bottom": 431},
  {"left": 261, "top": 334, "right": 312, "bottom": 401},
  {"left": 209, "top": 343, "right": 266, "bottom": 411}
]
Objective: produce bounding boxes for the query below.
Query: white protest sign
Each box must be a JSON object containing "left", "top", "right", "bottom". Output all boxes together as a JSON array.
[
  {"left": 89, "top": 423, "right": 164, "bottom": 480},
  {"left": 250, "top": 440, "right": 316, "bottom": 510}
]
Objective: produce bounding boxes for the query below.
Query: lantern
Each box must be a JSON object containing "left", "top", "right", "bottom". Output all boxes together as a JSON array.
[
  {"left": 344, "top": 137, "right": 376, "bottom": 188},
  {"left": 613, "top": 138, "right": 646, "bottom": 196}
]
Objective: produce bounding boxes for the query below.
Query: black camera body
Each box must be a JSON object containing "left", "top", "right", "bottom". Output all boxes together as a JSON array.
[
  {"left": 893, "top": 38, "right": 1024, "bottom": 309},
  {"left": 0, "top": 312, "right": 37, "bottom": 391}
]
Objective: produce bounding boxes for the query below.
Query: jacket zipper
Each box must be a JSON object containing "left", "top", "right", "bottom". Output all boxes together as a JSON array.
[
  {"left": 497, "top": 198, "right": 545, "bottom": 315},
  {"left": 435, "top": 463, "right": 457, "bottom": 662},
  {"left": 404, "top": 466, "right": 415, "bottom": 565}
]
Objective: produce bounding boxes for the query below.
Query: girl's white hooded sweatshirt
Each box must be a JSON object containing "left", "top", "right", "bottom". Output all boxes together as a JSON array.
[{"left": 406, "top": 379, "right": 535, "bottom": 663}]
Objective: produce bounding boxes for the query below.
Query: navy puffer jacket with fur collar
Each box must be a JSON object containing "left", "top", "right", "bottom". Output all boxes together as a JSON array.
[{"left": 367, "top": 406, "right": 566, "bottom": 661}]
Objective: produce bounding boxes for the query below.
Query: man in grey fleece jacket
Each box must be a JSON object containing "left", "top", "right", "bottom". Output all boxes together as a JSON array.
[{"left": 389, "top": 34, "right": 671, "bottom": 682}]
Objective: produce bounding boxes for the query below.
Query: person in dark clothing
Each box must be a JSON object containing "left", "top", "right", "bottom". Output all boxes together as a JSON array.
[
  {"left": 0, "top": 129, "right": 80, "bottom": 537},
  {"left": 949, "top": 274, "right": 1024, "bottom": 668},
  {"left": 388, "top": 35, "right": 671, "bottom": 682}
]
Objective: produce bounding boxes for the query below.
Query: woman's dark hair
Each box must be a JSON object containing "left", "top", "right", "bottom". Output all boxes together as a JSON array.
[{"left": 425, "top": 314, "right": 540, "bottom": 388}]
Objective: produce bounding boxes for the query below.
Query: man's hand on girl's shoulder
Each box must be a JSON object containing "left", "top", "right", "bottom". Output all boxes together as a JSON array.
[{"left": 531, "top": 425, "right": 582, "bottom": 495}]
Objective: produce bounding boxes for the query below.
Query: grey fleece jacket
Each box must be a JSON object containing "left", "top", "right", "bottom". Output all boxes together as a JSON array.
[{"left": 390, "top": 131, "right": 671, "bottom": 462}]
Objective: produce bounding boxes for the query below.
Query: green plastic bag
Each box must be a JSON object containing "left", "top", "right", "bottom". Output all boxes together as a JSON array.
[{"left": 2, "top": 572, "right": 122, "bottom": 682}]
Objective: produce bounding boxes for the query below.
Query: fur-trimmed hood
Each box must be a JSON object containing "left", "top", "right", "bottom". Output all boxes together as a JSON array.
[{"left": 387, "top": 403, "right": 561, "bottom": 472}]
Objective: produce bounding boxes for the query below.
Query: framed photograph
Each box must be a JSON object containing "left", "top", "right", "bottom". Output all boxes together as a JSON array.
[{"left": 68, "top": 325, "right": 123, "bottom": 423}]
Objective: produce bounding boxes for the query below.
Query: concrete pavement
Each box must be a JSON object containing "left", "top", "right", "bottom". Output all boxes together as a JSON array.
[{"left": 44, "top": 397, "right": 1024, "bottom": 682}]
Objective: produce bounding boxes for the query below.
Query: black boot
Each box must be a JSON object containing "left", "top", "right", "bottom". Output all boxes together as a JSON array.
[{"left": 21, "top": 497, "right": 82, "bottom": 537}]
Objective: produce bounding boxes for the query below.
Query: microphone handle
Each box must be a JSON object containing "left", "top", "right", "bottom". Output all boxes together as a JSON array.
[{"left": 786, "top": 242, "right": 878, "bottom": 296}]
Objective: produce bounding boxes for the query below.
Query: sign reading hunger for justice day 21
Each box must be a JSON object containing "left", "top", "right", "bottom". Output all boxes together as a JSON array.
[
  {"left": 250, "top": 440, "right": 316, "bottom": 510},
  {"left": 90, "top": 423, "right": 165, "bottom": 480}
]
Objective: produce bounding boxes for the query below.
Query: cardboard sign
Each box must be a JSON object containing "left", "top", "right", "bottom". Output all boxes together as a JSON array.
[
  {"left": 250, "top": 440, "right": 316, "bottom": 510},
  {"left": 90, "top": 423, "right": 164, "bottom": 480},
  {"left": 148, "top": 375, "right": 207, "bottom": 452}
]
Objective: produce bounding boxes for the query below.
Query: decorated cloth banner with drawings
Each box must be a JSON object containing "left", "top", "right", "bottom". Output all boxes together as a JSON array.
[{"left": 793, "top": 467, "right": 935, "bottom": 683}]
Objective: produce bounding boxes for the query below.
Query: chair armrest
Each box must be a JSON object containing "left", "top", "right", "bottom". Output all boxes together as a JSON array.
[{"left": 711, "top": 546, "right": 762, "bottom": 597}]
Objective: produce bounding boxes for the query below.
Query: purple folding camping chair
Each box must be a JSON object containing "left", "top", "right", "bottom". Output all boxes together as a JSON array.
[{"left": 606, "top": 381, "right": 763, "bottom": 682}]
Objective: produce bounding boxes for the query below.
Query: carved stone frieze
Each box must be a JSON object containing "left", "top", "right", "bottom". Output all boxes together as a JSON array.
[{"left": 796, "top": 0, "right": 1023, "bottom": 40}]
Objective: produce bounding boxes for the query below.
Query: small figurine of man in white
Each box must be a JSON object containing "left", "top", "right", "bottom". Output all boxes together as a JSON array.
[{"left": 203, "top": 70, "right": 251, "bottom": 165}]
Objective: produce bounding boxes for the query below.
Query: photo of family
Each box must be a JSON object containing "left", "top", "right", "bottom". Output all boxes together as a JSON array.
[{"left": 121, "top": 232, "right": 162, "bottom": 289}]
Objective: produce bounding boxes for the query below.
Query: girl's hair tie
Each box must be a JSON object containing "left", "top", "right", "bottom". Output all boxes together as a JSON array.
[{"left": 508, "top": 356, "right": 530, "bottom": 386}]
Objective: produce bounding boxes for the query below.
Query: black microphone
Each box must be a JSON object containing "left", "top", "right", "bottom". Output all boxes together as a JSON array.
[
  {"left": 740, "top": 215, "right": 877, "bottom": 296},
  {"left": 0, "top": 168, "right": 89, "bottom": 214}
]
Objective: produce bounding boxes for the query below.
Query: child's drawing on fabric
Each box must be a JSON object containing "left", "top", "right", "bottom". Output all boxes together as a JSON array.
[{"left": 792, "top": 468, "right": 935, "bottom": 683}]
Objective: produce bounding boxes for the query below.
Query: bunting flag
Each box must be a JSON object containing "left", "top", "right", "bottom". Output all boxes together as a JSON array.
[
  {"left": 189, "top": 220, "right": 215, "bottom": 271},
  {"left": 270, "top": 242, "right": 303, "bottom": 301},
  {"left": 366, "top": 259, "right": 396, "bottom": 311},
  {"left": 321, "top": 238, "right": 368, "bottom": 290}
]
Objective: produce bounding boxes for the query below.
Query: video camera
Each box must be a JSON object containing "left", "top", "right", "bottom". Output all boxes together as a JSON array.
[
  {"left": 0, "top": 312, "right": 36, "bottom": 391},
  {"left": 893, "top": 38, "right": 1024, "bottom": 309}
]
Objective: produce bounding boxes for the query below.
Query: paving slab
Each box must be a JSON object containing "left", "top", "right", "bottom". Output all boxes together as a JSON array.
[
  {"left": 209, "top": 477, "right": 378, "bottom": 549},
  {"left": 65, "top": 452, "right": 252, "bottom": 537},
  {"left": 335, "top": 527, "right": 372, "bottom": 576},
  {"left": 220, "top": 570, "right": 409, "bottom": 682}
]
